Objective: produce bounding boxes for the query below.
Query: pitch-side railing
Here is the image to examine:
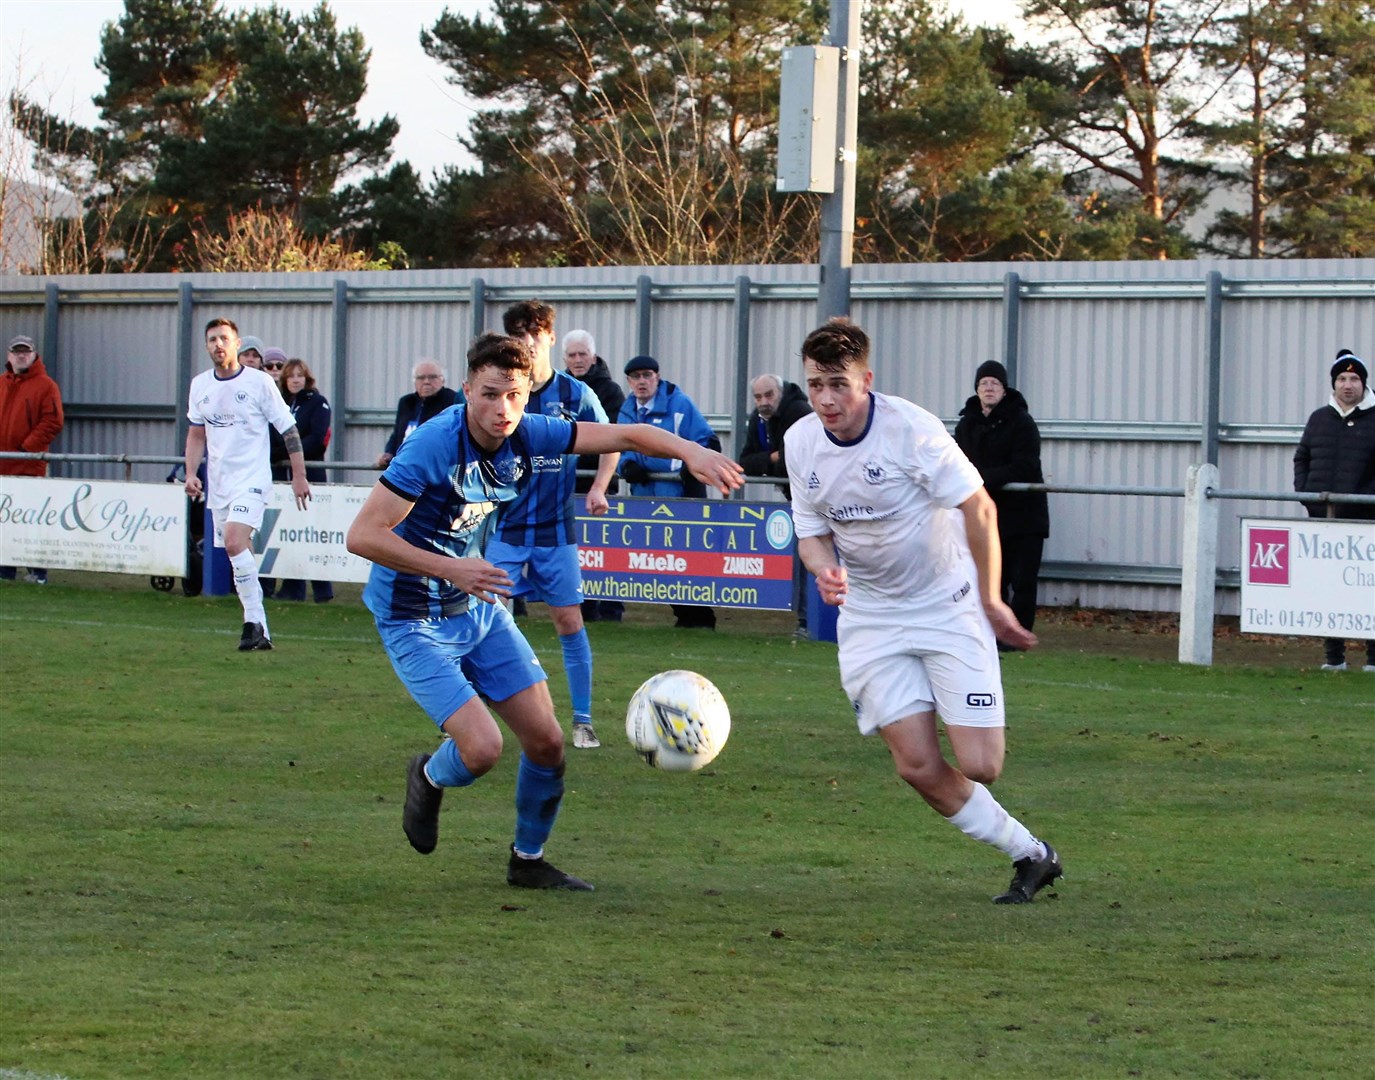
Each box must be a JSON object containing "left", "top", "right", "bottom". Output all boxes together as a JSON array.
[{"left": 6, "top": 452, "right": 1373, "bottom": 667}]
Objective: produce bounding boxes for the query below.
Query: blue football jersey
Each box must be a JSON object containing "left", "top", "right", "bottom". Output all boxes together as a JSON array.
[
  {"left": 362, "top": 405, "right": 576, "bottom": 620},
  {"left": 494, "top": 370, "right": 608, "bottom": 547}
]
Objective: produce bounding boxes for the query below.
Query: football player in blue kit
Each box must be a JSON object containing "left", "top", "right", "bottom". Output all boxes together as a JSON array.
[
  {"left": 346, "top": 332, "right": 743, "bottom": 889},
  {"left": 487, "top": 300, "right": 619, "bottom": 749}
]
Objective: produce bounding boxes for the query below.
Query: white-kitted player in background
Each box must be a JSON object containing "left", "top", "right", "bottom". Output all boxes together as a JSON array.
[{"left": 184, "top": 317, "right": 312, "bottom": 651}]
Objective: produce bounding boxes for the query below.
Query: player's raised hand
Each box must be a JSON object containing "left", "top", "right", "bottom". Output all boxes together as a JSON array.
[
  {"left": 684, "top": 446, "right": 745, "bottom": 495},
  {"left": 446, "top": 557, "right": 514, "bottom": 605}
]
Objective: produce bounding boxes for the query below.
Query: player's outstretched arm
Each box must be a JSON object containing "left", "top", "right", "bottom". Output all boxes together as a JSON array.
[
  {"left": 346, "top": 483, "right": 513, "bottom": 604},
  {"left": 573, "top": 421, "right": 744, "bottom": 495},
  {"left": 959, "top": 488, "right": 1037, "bottom": 650}
]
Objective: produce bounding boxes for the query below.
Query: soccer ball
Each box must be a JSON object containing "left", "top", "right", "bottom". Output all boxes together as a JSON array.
[{"left": 625, "top": 669, "right": 731, "bottom": 772}]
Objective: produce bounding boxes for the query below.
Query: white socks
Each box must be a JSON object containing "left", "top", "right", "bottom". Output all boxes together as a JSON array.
[
  {"left": 229, "top": 548, "right": 267, "bottom": 630},
  {"left": 948, "top": 782, "right": 1043, "bottom": 862}
]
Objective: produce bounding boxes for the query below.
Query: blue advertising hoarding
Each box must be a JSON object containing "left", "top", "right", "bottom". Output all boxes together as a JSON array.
[{"left": 576, "top": 497, "right": 796, "bottom": 611}]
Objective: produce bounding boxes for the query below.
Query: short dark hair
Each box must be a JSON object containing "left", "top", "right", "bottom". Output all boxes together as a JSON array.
[
  {"left": 802, "top": 317, "right": 870, "bottom": 372},
  {"left": 204, "top": 317, "right": 239, "bottom": 337},
  {"left": 502, "top": 300, "right": 556, "bottom": 338},
  {"left": 467, "top": 332, "right": 534, "bottom": 379}
]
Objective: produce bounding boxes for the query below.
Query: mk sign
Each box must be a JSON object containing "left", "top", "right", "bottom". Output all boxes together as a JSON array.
[{"left": 1247, "top": 527, "right": 1290, "bottom": 586}]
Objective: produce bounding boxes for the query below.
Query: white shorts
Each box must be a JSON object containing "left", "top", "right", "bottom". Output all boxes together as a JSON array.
[
  {"left": 838, "top": 604, "right": 1004, "bottom": 734},
  {"left": 210, "top": 490, "right": 267, "bottom": 546}
]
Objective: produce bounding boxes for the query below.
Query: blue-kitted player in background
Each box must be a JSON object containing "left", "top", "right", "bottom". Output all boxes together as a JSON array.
[
  {"left": 486, "top": 300, "right": 619, "bottom": 749},
  {"left": 346, "top": 333, "right": 743, "bottom": 890}
]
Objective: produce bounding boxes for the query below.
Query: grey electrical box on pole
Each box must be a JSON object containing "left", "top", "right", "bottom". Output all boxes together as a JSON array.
[
  {"left": 816, "top": 0, "right": 861, "bottom": 324},
  {"left": 776, "top": 46, "right": 839, "bottom": 193}
]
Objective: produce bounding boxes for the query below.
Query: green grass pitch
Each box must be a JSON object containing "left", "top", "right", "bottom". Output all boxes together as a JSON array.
[{"left": 1, "top": 579, "right": 1371, "bottom": 1078}]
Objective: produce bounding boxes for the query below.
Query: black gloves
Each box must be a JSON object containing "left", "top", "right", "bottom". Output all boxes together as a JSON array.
[{"left": 620, "top": 459, "right": 651, "bottom": 484}]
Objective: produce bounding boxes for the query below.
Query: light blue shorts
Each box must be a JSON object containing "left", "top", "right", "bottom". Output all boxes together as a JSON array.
[
  {"left": 375, "top": 600, "right": 547, "bottom": 728},
  {"left": 484, "top": 539, "right": 584, "bottom": 607}
]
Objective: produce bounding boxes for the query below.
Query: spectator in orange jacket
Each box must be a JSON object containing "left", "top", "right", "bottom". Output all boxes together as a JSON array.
[{"left": 1, "top": 334, "right": 65, "bottom": 583}]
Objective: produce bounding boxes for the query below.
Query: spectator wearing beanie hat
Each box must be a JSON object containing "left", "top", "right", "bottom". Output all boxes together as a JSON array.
[
  {"left": 954, "top": 359, "right": 1049, "bottom": 639},
  {"left": 1329, "top": 348, "right": 1368, "bottom": 393},
  {"left": 237, "top": 335, "right": 266, "bottom": 369},
  {"left": 1295, "top": 347, "right": 1375, "bottom": 670}
]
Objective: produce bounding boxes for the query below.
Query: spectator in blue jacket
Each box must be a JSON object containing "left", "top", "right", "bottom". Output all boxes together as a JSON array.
[
  {"left": 275, "top": 356, "right": 333, "bottom": 603},
  {"left": 617, "top": 354, "right": 720, "bottom": 628},
  {"left": 617, "top": 355, "right": 720, "bottom": 496}
]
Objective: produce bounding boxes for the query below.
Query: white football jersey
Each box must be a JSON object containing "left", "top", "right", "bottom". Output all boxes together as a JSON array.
[
  {"left": 187, "top": 366, "right": 295, "bottom": 508},
  {"left": 787, "top": 392, "right": 984, "bottom": 619}
]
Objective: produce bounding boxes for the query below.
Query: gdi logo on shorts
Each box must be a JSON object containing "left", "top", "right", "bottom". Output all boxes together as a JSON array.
[
  {"left": 1247, "top": 527, "right": 1289, "bottom": 586},
  {"left": 966, "top": 692, "right": 997, "bottom": 709}
]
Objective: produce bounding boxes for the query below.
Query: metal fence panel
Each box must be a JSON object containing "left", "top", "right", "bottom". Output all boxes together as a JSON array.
[{"left": 6, "top": 257, "right": 1375, "bottom": 615}]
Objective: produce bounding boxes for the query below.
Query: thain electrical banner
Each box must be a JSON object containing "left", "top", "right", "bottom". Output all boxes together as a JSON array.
[{"left": 575, "top": 498, "right": 796, "bottom": 611}]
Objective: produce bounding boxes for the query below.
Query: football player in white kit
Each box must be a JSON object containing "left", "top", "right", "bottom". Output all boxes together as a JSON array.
[
  {"left": 787, "top": 318, "right": 1062, "bottom": 904},
  {"left": 185, "top": 318, "right": 313, "bottom": 651}
]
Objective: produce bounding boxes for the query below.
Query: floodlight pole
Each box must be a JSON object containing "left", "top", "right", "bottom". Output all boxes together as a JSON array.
[{"left": 817, "top": 0, "right": 861, "bottom": 324}]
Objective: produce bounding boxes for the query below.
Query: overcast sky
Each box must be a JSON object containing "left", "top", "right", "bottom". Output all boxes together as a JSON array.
[{"left": 1, "top": 0, "right": 1025, "bottom": 179}]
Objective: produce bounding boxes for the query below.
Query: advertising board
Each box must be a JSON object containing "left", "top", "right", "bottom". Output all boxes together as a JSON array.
[{"left": 1240, "top": 518, "right": 1375, "bottom": 638}]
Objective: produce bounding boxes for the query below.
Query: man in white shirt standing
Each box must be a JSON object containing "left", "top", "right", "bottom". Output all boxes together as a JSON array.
[
  {"left": 786, "top": 317, "right": 1062, "bottom": 904},
  {"left": 184, "top": 318, "right": 312, "bottom": 651}
]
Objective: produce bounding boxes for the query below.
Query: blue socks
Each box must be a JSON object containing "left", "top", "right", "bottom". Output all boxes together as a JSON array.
[
  {"left": 513, "top": 754, "right": 564, "bottom": 858},
  {"left": 559, "top": 629, "right": 594, "bottom": 725},
  {"left": 424, "top": 737, "right": 477, "bottom": 788},
  {"left": 422, "top": 744, "right": 565, "bottom": 859}
]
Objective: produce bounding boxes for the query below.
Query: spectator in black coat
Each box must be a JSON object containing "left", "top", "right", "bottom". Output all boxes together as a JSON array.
[
  {"left": 263, "top": 346, "right": 290, "bottom": 476},
  {"left": 375, "top": 359, "right": 458, "bottom": 469},
  {"left": 954, "top": 361, "right": 1050, "bottom": 637},
  {"left": 738, "top": 374, "right": 811, "bottom": 499},
  {"left": 258, "top": 345, "right": 289, "bottom": 598},
  {"left": 564, "top": 329, "right": 626, "bottom": 622},
  {"left": 739, "top": 373, "right": 812, "bottom": 634},
  {"left": 1294, "top": 348, "right": 1375, "bottom": 670},
  {"left": 276, "top": 357, "right": 333, "bottom": 603}
]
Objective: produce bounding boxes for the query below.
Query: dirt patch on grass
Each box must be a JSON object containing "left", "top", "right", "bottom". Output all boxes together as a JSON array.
[{"left": 1030, "top": 606, "right": 1335, "bottom": 670}]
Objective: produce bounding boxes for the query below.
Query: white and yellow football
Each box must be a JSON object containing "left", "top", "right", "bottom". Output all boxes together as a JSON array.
[{"left": 625, "top": 669, "right": 731, "bottom": 772}]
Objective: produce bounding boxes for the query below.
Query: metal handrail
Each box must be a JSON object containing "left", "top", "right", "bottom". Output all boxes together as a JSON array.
[{"left": 7, "top": 453, "right": 1374, "bottom": 507}]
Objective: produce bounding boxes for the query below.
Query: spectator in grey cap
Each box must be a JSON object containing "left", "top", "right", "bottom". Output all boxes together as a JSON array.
[
  {"left": 1, "top": 334, "right": 65, "bottom": 583},
  {"left": 238, "top": 335, "right": 266, "bottom": 370}
]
